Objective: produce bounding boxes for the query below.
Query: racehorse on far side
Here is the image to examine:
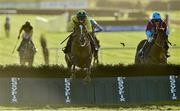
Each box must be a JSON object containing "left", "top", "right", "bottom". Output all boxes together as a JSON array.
[
  {"left": 65, "top": 21, "right": 93, "bottom": 82},
  {"left": 18, "top": 39, "right": 35, "bottom": 66},
  {"left": 4, "top": 19, "right": 10, "bottom": 37},
  {"left": 135, "top": 28, "right": 168, "bottom": 64}
]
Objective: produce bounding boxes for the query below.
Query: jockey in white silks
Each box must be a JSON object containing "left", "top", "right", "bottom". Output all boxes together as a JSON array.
[{"left": 17, "top": 21, "right": 36, "bottom": 52}]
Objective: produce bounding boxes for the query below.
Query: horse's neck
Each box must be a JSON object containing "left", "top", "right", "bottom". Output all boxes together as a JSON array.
[{"left": 148, "top": 43, "right": 162, "bottom": 57}]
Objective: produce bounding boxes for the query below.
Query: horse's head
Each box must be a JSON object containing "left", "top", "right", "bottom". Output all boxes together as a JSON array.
[
  {"left": 155, "top": 28, "right": 167, "bottom": 48},
  {"left": 73, "top": 21, "right": 89, "bottom": 47}
]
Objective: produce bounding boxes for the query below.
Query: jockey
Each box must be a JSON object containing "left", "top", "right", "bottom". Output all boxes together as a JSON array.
[
  {"left": 62, "top": 10, "right": 99, "bottom": 54},
  {"left": 17, "top": 21, "right": 36, "bottom": 52},
  {"left": 139, "top": 12, "right": 170, "bottom": 58}
]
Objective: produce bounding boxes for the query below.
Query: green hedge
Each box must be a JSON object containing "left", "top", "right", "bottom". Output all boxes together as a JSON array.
[{"left": 0, "top": 64, "right": 179, "bottom": 78}]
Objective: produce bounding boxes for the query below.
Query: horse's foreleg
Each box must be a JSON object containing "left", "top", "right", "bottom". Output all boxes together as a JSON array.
[
  {"left": 70, "top": 65, "right": 76, "bottom": 81},
  {"left": 93, "top": 52, "right": 99, "bottom": 66},
  {"left": 83, "top": 66, "right": 91, "bottom": 83},
  {"left": 20, "top": 55, "right": 25, "bottom": 66}
]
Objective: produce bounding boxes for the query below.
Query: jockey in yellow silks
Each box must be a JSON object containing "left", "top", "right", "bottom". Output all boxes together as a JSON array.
[{"left": 63, "top": 10, "right": 99, "bottom": 54}]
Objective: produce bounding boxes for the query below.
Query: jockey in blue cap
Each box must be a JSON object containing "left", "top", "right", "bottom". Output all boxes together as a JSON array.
[{"left": 139, "top": 11, "right": 170, "bottom": 58}]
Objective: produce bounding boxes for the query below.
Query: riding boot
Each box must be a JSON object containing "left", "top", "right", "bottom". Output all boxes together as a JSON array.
[{"left": 62, "top": 34, "right": 74, "bottom": 54}]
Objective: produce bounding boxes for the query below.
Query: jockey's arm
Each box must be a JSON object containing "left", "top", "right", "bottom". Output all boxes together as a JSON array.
[
  {"left": 94, "top": 23, "right": 103, "bottom": 32},
  {"left": 18, "top": 26, "right": 24, "bottom": 39},
  {"left": 90, "top": 19, "right": 103, "bottom": 32},
  {"left": 145, "top": 22, "right": 153, "bottom": 42},
  {"left": 162, "top": 22, "right": 169, "bottom": 37}
]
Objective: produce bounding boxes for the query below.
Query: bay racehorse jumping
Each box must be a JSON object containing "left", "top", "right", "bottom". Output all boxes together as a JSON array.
[
  {"left": 18, "top": 39, "right": 35, "bottom": 66},
  {"left": 65, "top": 21, "right": 93, "bottom": 82},
  {"left": 135, "top": 28, "right": 168, "bottom": 64}
]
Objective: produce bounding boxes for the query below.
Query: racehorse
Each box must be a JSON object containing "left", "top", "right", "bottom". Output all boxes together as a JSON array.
[
  {"left": 135, "top": 28, "right": 168, "bottom": 64},
  {"left": 65, "top": 21, "right": 93, "bottom": 82},
  {"left": 18, "top": 40, "right": 35, "bottom": 66}
]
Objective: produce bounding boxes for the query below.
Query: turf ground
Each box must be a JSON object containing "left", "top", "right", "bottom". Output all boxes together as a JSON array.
[
  {"left": 0, "top": 14, "right": 180, "bottom": 66},
  {"left": 0, "top": 101, "right": 180, "bottom": 111}
]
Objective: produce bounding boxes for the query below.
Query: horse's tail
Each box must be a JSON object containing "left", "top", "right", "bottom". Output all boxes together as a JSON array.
[{"left": 40, "top": 34, "right": 49, "bottom": 65}]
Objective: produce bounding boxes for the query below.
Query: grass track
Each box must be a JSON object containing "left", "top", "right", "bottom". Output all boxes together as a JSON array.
[{"left": 0, "top": 14, "right": 180, "bottom": 66}]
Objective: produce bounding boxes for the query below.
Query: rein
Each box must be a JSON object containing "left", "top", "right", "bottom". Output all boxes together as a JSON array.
[{"left": 154, "top": 41, "right": 163, "bottom": 48}]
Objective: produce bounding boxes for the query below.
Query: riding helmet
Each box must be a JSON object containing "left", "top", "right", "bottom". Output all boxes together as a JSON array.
[
  {"left": 151, "top": 12, "right": 161, "bottom": 20},
  {"left": 76, "top": 10, "right": 87, "bottom": 21},
  {"left": 25, "top": 21, "right": 30, "bottom": 26}
]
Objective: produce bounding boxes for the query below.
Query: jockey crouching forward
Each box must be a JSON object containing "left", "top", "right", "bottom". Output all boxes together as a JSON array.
[
  {"left": 139, "top": 12, "right": 170, "bottom": 58},
  {"left": 17, "top": 21, "right": 36, "bottom": 52},
  {"left": 62, "top": 10, "right": 99, "bottom": 54}
]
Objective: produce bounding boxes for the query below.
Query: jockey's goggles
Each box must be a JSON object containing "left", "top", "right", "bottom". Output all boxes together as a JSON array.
[{"left": 153, "top": 19, "right": 161, "bottom": 23}]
